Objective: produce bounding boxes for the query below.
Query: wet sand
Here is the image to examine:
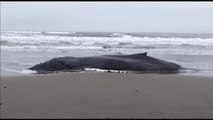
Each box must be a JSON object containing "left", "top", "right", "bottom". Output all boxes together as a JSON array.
[{"left": 1, "top": 72, "right": 213, "bottom": 119}]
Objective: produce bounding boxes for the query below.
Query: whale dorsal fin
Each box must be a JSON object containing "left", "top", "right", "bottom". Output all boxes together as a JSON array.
[
  {"left": 103, "top": 52, "right": 148, "bottom": 58},
  {"left": 131, "top": 52, "right": 147, "bottom": 56}
]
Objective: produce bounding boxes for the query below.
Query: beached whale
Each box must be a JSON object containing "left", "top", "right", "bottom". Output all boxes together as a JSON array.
[{"left": 29, "top": 52, "right": 182, "bottom": 74}]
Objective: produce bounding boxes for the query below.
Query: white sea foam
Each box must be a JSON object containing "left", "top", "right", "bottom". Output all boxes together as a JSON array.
[
  {"left": 2, "top": 68, "right": 37, "bottom": 74},
  {"left": 20, "top": 69, "right": 37, "bottom": 74}
]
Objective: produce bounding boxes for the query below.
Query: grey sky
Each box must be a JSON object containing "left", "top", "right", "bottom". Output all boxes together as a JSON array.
[{"left": 1, "top": 2, "right": 213, "bottom": 33}]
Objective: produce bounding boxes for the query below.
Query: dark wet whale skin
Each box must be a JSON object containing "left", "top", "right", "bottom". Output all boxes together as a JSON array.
[{"left": 29, "top": 52, "right": 182, "bottom": 73}]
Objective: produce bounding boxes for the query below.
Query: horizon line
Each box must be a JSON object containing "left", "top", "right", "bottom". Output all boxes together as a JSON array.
[{"left": 1, "top": 30, "right": 213, "bottom": 34}]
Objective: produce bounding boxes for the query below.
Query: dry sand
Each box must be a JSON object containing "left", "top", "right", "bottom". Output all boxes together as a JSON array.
[{"left": 1, "top": 72, "right": 213, "bottom": 119}]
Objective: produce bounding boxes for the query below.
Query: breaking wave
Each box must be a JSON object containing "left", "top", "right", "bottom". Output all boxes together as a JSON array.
[{"left": 1, "top": 31, "right": 213, "bottom": 55}]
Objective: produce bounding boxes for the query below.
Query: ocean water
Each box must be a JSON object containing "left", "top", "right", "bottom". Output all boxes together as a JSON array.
[{"left": 1, "top": 31, "right": 213, "bottom": 76}]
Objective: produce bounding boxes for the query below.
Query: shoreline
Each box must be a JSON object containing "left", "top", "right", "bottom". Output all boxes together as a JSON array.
[
  {"left": 1, "top": 69, "right": 213, "bottom": 78},
  {"left": 1, "top": 73, "right": 213, "bottom": 118}
]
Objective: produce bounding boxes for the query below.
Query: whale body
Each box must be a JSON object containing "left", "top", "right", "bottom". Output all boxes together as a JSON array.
[{"left": 29, "top": 52, "right": 182, "bottom": 74}]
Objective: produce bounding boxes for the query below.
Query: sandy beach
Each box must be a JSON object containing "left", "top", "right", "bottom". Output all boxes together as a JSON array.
[{"left": 1, "top": 72, "right": 213, "bottom": 119}]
